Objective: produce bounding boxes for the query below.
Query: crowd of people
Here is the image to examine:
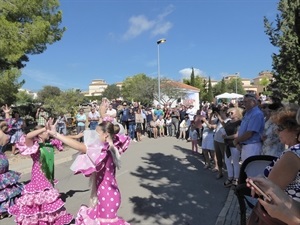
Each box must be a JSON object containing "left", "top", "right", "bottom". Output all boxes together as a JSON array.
[{"left": 0, "top": 93, "right": 299, "bottom": 224}]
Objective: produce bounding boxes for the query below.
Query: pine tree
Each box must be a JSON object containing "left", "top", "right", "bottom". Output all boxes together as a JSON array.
[
  {"left": 190, "top": 67, "right": 195, "bottom": 86},
  {"left": 207, "top": 77, "right": 214, "bottom": 103},
  {"left": 264, "top": 0, "right": 300, "bottom": 103}
]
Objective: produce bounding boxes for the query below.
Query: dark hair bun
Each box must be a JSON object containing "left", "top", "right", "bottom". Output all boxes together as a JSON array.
[{"left": 113, "top": 124, "right": 120, "bottom": 134}]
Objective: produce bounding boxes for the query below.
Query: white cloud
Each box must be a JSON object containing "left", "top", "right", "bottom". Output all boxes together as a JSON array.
[
  {"left": 23, "top": 69, "right": 69, "bottom": 88},
  {"left": 122, "top": 5, "right": 174, "bottom": 40},
  {"left": 123, "top": 15, "right": 155, "bottom": 40},
  {"left": 179, "top": 67, "right": 206, "bottom": 80},
  {"left": 151, "top": 21, "right": 173, "bottom": 36}
]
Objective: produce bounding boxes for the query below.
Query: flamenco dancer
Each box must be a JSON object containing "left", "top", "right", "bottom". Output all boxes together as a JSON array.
[
  {"left": 8, "top": 122, "right": 73, "bottom": 224},
  {"left": 47, "top": 118, "right": 130, "bottom": 225},
  {"left": 0, "top": 121, "right": 23, "bottom": 219}
]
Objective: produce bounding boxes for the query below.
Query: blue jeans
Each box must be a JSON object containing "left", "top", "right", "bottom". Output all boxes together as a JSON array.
[
  {"left": 128, "top": 124, "right": 136, "bottom": 140},
  {"left": 89, "top": 121, "right": 98, "bottom": 130}
]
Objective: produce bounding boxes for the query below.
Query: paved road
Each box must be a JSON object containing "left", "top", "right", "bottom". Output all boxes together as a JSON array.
[{"left": 6, "top": 136, "right": 230, "bottom": 225}]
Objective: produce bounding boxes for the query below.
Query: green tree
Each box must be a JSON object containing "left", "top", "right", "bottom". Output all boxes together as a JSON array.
[
  {"left": 264, "top": 0, "right": 300, "bottom": 103},
  {"left": 0, "top": 0, "right": 65, "bottom": 70},
  {"left": 183, "top": 75, "right": 207, "bottom": 102},
  {"left": 0, "top": 68, "right": 24, "bottom": 105},
  {"left": 206, "top": 77, "right": 214, "bottom": 103},
  {"left": 37, "top": 85, "right": 61, "bottom": 103},
  {"left": 101, "top": 84, "right": 121, "bottom": 100},
  {"left": 190, "top": 67, "right": 195, "bottom": 86},
  {"left": 43, "top": 89, "right": 85, "bottom": 117},
  {"left": 121, "top": 74, "right": 155, "bottom": 105},
  {"left": 212, "top": 78, "right": 228, "bottom": 96},
  {"left": 16, "top": 90, "right": 34, "bottom": 106},
  {"left": 259, "top": 77, "right": 271, "bottom": 95},
  {"left": 226, "top": 77, "right": 245, "bottom": 94}
]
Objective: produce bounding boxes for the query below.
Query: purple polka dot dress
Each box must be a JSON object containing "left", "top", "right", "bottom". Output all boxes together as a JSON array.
[
  {"left": 0, "top": 146, "right": 23, "bottom": 215},
  {"left": 70, "top": 133, "right": 130, "bottom": 225},
  {"left": 8, "top": 135, "right": 73, "bottom": 225}
]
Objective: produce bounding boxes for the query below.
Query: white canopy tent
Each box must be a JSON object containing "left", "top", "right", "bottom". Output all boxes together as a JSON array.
[{"left": 215, "top": 92, "right": 244, "bottom": 99}]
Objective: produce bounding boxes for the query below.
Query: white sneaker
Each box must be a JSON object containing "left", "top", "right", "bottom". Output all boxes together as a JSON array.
[{"left": 133, "top": 139, "right": 137, "bottom": 142}]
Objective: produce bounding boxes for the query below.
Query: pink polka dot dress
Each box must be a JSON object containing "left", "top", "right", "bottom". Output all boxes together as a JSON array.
[
  {"left": 70, "top": 133, "right": 130, "bottom": 225},
  {"left": 8, "top": 135, "right": 73, "bottom": 225}
]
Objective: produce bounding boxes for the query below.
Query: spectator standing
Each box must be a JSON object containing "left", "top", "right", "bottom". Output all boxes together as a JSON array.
[
  {"left": 233, "top": 93, "right": 265, "bottom": 161},
  {"left": 153, "top": 105, "right": 164, "bottom": 121},
  {"left": 213, "top": 109, "right": 229, "bottom": 179},
  {"left": 56, "top": 112, "right": 68, "bottom": 135},
  {"left": 3, "top": 105, "right": 26, "bottom": 155},
  {"left": 189, "top": 122, "right": 199, "bottom": 154},
  {"left": 179, "top": 116, "right": 188, "bottom": 140},
  {"left": 165, "top": 114, "right": 173, "bottom": 136},
  {"left": 135, "top": 108, "right": 143, "bottom": 142},
  {"left": 105, "top": 103, "right": 117, "bottom": 122},
  {"left": 222, "top": 107, "right": 243, "bottom": 187},
  {"left": 156, "top": 115, "right": 165, "bottom": 137},
  {"left": 35, "top": 106, "right": 48, "bottom": 126},
  {"left": 88, "top": 107, "right": 100, "bottom": 130},
  {"left": 201, "top": 110, "right": 217, "bottom": 169},
  {"left": 170, "top": 107, "right": 180, "bottom": 137},
  {"left": 76, "top": 108, "right": 86, "bottom": 142},
  {"left": 128, "top": 108, "right": 136, "bottom": 142},
  {"left": 186, "top": 104, "right": 197, "bottom": 122},
  {"left": 120, "top": 102, "right": 129, "bottom": 135}
]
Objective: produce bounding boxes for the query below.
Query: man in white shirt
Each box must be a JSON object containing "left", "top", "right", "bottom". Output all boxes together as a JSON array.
[
  {"left": 105, "top": 104, "right": 117, "bottom": 122},
  {"left": 88, "top": 107, "right": 100, "bottom": 130},
  {"left": 186, "top": 105, "right": 197, "bottom": 122}
]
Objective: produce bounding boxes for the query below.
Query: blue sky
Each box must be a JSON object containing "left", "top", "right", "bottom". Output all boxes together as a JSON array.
[{"left": 20, "top": 0, "right": 278, "bottom": 92}]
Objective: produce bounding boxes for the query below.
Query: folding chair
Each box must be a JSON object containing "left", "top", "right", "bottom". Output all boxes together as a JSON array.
[{"left": 234, "top": 155, "right": 277, "bottom": 225}]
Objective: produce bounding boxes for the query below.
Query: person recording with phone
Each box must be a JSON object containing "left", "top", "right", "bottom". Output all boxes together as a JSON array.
[{"left": 247, "top": 177, "right": 300, "bottom": 225}]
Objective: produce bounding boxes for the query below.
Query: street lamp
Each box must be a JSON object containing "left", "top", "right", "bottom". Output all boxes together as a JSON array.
[
  {"left": 157, "top": 38, "right": 166, "bottom": 103},
  {"left": 235, "top": 72, "right": 239, "bottom": 94}
]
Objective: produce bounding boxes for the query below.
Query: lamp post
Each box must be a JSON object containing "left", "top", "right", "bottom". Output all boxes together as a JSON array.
[
  {"left": 157, "top": 38, "right": 166, "bottom": 103},
  {"left": 235, "top": 72, "right": 239, "bottom": 94}
]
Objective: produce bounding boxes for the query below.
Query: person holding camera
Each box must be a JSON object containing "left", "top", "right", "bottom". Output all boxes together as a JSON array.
[
  {"left": 36, "top": 106, "right": 49, "bottom": 126},
  {"left": 201, "top": 109, "right": 218, "bottom": 169}
]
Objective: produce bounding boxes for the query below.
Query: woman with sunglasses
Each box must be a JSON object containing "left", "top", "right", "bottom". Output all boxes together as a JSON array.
[
  {"left": 264, "top": 104, "right": 300, "bottom": 198},
  {"left": 247, "top": 104, "right": 300, "bottom": 225},
  {"left": 221, "top": 107, "right": 243, "bottom": 187}
]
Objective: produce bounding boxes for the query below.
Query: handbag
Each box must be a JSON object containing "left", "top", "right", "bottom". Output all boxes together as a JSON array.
[{"left": 247, "top": 201, "right": 287, "bottom": 225}]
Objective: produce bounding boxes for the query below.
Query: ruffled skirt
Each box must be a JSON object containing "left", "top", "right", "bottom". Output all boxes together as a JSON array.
[
  {"left": 0, "top": 154, "right": 23, "bottom": 214},
  {"left": 75, "top": 205, "right": 130, "bottom": 225},
  {"left": 8, "top": 188, "right": 73, "bottom": 225}
]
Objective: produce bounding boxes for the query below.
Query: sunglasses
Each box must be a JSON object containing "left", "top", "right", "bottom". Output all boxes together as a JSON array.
[
  {"left": 227, "top": 112, "right": 234, "bottom": 115},
  {"left": 277, "top": 125, "right": 286, "bottom": 132}
]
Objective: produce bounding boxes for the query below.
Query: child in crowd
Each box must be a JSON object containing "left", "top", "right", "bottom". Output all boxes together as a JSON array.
[
  {"left": 165, "top": 114, "right": 172, "bottom": 136},
  {"left": 179, "top": 117, "right": 188, "bottom": 140},
  {"left": 189, "top": 122, "right": 199, "bottom": 153},
  {"left": 156, "top": 115, "right": 165, "bottom": 137}
]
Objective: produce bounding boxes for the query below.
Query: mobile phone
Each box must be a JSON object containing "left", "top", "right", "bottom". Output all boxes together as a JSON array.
[{"left": 248, "top": 179, "right": 272, "bottom": 202}]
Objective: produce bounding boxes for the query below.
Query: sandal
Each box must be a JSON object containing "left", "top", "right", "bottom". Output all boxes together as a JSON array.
[
  {"left": 204, "top": 164, "right": 210, "bottom": 169},
  {"left": 232, "top": 179, "right": 239, "bottom": 186},
  {"left": 216, "top": 173, "right": 223, "bottom": 179},
  {"left": 0, "top": 212, "right": 11, "bottom": 220},
  {"left": 212, "top": 168, "right": 218, "bottom": 172},
  {"left": 224, "top": 179, "right": 233, "bottom": 187}
]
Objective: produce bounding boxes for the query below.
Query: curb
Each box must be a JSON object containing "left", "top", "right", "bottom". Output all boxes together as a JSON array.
[{"left": 215, "top": 187, "right": 235, "bottom": 225}]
